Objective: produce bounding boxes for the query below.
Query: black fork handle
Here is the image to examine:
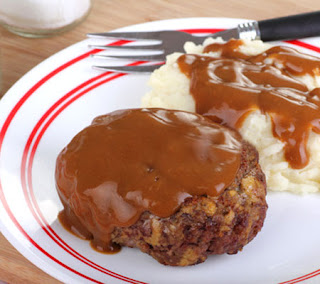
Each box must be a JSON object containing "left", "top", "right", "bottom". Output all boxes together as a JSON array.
[{"left": 259, "top": 11, "right": 320, "bottom": 41}]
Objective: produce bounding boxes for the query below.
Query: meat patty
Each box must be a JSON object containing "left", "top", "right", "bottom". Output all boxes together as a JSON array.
[
  {"left": 111, "top": 140, "right": 267, "bottom": 266},
  {"left": 57, "top": 108, "right": 267, "bottom": 266}
]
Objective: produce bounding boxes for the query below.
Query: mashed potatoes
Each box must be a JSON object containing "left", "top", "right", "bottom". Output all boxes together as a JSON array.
[{"left": 142, "top": 38, "right": 320, "bottom": 194}]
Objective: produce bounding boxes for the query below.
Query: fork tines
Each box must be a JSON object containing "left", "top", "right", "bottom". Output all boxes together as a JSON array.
[
  {"left": 89, "top": 43, "right": 163, "bottom": 51},
  {"left": 93, "top": 65, "right": 161, "bottom": 74},
  {"left": 92, "top": 54, "right": 165, "bottom": 61},
  {"left": 88, "top": 31, "right": 170, "bottom": 73},
  {"left": 87, "top": 31, "right": 162, "bottom": 40}
]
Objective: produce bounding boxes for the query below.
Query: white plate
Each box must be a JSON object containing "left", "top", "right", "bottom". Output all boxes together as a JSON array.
[{"left": 1, "top": 17, "right": 320, "bottom": 284}]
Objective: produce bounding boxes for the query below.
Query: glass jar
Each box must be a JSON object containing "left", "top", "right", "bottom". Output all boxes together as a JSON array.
[{"left": 0, "top": 0, "right": 92, "bottom": 37}]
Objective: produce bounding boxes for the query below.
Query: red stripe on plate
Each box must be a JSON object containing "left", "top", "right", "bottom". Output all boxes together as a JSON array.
[
  {"left": 0, "top": 39, "right": 131, "bottom": 150},
  {"left": 286, "top": 39, "right": 320, "bottom": 53},
  {"left": 0, "top": 48, "right": 95, "bottom": 148},
  {"left": 0, "top": 186, "right": 103, "bottom": 283},
  {"left": 279, "top": 269, "right": 320, "bottom": 284}
]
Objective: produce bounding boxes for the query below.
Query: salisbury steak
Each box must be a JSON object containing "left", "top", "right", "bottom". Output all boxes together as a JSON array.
[{"left": 56, "top": 108, "right": 267, "bottom": 266}]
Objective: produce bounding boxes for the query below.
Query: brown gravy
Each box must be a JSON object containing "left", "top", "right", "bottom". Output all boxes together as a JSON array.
[
  {"left": 56, "top": 108, "right": 242, "bottom": 252},
  {"left": 177, "top": 39, "right": 320, "bottom": 169}
]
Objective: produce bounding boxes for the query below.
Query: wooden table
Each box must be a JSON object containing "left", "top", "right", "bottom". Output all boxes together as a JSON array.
[{"left": 1, "top": 0, "right": 319, "bottom": 282}]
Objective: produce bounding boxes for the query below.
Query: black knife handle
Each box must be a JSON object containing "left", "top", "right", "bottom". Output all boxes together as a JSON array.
[{"left": 258, "top": 11, "right": 320, "bottom": 41}]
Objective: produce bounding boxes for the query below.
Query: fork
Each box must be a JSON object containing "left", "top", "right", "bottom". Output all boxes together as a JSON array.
[{"left": 88, "top": 11, "right": 320, "bottom": 74}]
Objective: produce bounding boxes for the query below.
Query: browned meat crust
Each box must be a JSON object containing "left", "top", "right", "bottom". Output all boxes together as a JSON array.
[{"left": 111, "top": 141, "right": 267, "bottom": 266}]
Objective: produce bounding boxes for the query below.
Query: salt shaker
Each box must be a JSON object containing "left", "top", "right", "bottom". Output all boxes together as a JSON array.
[{"left": 0, "top": 0, "right": 92, "bottom": 37}]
